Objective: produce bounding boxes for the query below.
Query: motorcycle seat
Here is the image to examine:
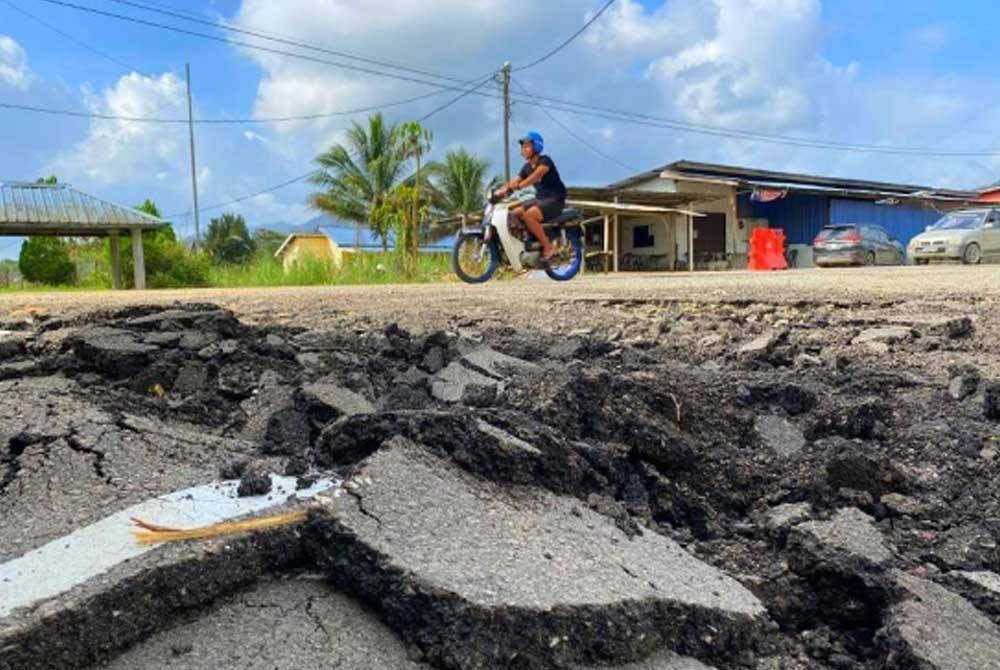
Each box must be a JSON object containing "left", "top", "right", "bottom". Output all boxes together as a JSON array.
[{"left": 547, "top": 208, "right": 581, "bottom": 225}]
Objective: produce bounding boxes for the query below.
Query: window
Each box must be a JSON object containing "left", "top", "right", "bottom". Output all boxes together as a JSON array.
[{"left": 632, "top": 225, "right": 655, "bottom": 248}]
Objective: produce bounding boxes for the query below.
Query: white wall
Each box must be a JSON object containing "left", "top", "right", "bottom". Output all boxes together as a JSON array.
[{"left": 620, "top": 216, "right": 670, "bottom": 256}]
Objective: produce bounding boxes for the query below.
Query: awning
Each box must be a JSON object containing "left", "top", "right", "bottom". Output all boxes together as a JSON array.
[{"left": 566, "top": 199, "right": 705, "bottom": 218}]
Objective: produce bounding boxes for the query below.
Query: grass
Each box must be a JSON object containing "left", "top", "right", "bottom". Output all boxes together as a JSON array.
[
  {"left": 0, "top": 251, "right": 458, "bottom": 292},
  {"left": 208, "top": 252, "right": 455, "bottom": 288}
]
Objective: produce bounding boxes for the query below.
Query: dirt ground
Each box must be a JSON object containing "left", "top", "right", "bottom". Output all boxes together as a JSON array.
[{"left": 2, "top": 265, "right": 1000, "bottom": 670}]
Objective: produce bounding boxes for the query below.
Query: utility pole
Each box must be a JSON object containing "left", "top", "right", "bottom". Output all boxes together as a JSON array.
[
  {"left": 501, "top": 61, "right": 511, "bottom": 182},
  {"left": 185, "top": 63, "right": 201, "bottom": 248}
]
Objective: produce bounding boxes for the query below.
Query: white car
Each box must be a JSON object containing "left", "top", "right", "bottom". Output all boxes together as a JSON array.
[{"left": 908, "top": 208, "right": 1000, "bottom": 265}]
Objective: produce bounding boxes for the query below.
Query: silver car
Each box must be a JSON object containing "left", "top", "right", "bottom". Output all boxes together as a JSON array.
[{"left": 909, "top": 208, "right": 1000, "bottom": 265}]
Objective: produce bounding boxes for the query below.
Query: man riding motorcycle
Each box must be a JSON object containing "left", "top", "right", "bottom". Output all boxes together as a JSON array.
[{"left": 496, "top": 131, "right": 567, "bottom": 263}]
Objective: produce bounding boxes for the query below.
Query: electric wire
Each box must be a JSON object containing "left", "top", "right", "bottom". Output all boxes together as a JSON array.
[{"left": 513, "top": 0, "right": 616, "bottom": 72}]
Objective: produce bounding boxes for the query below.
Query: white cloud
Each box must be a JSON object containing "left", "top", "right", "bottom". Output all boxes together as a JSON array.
[
  {"left": 644, "top": 0, "right": 858, "bottom": 133},
  {"left": 51, "top": 72, "right": 187, "bottom": 186},
  {"left": 584, "top": 0, "right": 715, "bottom": 61},
  {"left": 0, "top": 35, "right": 31, "bottom": 89}
]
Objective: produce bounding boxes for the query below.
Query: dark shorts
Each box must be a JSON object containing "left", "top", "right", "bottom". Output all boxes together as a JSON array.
[{"left": 525, "top": 197, "right": 565, "bottom": 223}]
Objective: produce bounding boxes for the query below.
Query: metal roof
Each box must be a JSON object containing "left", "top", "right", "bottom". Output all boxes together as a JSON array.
[
  {"left": 606, "top": 160, "right": 977, "bottom": 202},
  {"left": 0, "top": 182, "right": 166, "bottom": 236}
]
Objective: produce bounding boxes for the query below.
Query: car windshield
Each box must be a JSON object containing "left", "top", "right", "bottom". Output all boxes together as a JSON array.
[
  {"left": 931, "top": 212, "right": 984, "bottom": 230},
  {"left": 816, "top": 227, "right": 858, "bottom": 240}
]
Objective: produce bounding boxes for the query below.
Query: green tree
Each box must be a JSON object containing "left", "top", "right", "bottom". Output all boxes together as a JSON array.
[
  {"left": 251, "top": 229, "right": 289, "bottom": 258},
  {"left": 427, "top": 148, "right": 490, "bottom": 219},
  {"left": 112, "top": 200, "right": 210, "bottom": 288},
  {"left": 35, "top": 175, "right": 58, "bottom": 185},
  {"left": 204, "top": 212, "right": 255, "bottom": 265},
  {"left": 308, "top": 113, "right": 407, "bottom": 252},
  {"left": 135, "top": 199, "right": 160, "bottom": 218},
  {"left": 19, "top": 237, "right": 75, "bottom": 285}
]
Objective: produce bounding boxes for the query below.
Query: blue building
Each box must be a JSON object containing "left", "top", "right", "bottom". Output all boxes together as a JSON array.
[{"left": 568, "top": 161, "right": 976, "bottom": 270}]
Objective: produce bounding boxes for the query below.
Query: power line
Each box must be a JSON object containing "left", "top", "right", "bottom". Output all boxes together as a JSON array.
[
  {"left": 0, "top": 0, "right": 149, "bottom": 75},
  {"left": 8, "top": 88, "right": 1000, "bottom": 158},
  {"left": 511, "top": 78, "right": 634, "bottom": 173},
  {"left": 103, "top": 0, "right": 486, "bottom": 86},
  {"left": 163, "top": 170, "right": 319, "bottom": 220},
  {"left": 34, "top": 0, "right": 505, "bottom": 99},
  {"left": 513, "top": 0, "right": 616, "bottom": 72},
  {"left": 419, "top": 76, "right": 495, "bottom": 123},
  {"left": 513, "top": 84, "right": 1000, "bottom": 157},
  {"left": 0, "top": 87, "right": 463, "bottom": 124}
]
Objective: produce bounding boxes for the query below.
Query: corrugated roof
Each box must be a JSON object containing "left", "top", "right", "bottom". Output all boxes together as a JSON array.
[
  {"left": 606, "top": 160, "right": 977, "bottom": 202},
  {"left": 0, "top": 182, "right": 165, "bottom": 235}
]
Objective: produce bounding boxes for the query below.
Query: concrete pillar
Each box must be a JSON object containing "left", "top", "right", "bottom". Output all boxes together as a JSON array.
[
  {"left": 130, "top": 228, "right": 146, "bottom": 290},
  {"left": 109, "top": 235, "right": 122, "bottom": 290}
]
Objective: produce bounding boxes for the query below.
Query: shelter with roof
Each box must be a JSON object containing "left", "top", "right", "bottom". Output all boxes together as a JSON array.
[
  {"left": 569, "top": 161, "right": 977, "bottom": 270},
  {"left": 0, "top": 182, "right": 166, "bottom": 289}
]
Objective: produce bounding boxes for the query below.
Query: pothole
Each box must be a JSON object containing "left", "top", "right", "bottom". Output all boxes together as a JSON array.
[{"left": 1, "top": 302, "right": 998, "bottom": 670}]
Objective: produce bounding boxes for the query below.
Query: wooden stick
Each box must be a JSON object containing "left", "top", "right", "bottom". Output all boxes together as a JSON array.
[{"left": 132, "top": 510, "right": 309, "bottom": 545}]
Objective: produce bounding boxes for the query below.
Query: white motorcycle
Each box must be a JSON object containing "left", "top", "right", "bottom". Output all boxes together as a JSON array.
[{"left": 451, "top": 188, "right": 585, "bottom": 283}]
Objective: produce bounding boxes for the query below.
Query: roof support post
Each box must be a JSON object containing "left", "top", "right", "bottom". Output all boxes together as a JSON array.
[
  {"left": 109, "top": 234, "right": 122, "bottom": 290},
  {"left": 603, "top": 214, "right": 610, "bottom": 274},
  {"left": 688, "top": 213, "right": 694, "bottom": 272},
  {"left": 613, "top": 195, "right": 620, "bottom": 273},
  {"left": 130, "top": 228, "right": 146, "bottom": 290}
]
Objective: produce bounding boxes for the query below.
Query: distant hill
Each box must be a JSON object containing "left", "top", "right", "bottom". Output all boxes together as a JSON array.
[{"left": 251, "top": 220, "right": 313, "bottom": 235}]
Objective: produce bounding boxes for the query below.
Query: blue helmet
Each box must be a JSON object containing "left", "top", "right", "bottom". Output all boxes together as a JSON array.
[{"left": 518, "top": 131, "right": 544, "bottom": 154}]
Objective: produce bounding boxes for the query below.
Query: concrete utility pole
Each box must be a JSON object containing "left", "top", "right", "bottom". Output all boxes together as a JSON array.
[
  {"left": 185, "top": 63, "right": 201, "bottom": 248},
  {"left": 501, "top": 61, "right": 512, "bottom": 182}
]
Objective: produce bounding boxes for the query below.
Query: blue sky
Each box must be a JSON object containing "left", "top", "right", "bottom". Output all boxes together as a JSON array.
[{"left": 1, "top": 0, "right": 999, "bottom": 259}]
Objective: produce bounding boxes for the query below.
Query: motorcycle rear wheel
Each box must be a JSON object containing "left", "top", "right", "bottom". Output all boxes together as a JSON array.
[{"left": 543, "top": 229, "right": 583, "bottom": 281}]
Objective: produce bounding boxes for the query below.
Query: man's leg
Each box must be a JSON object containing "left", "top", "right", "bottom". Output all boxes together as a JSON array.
[{"left": 522, "top": 205, "right": 555, "bottom": 259}]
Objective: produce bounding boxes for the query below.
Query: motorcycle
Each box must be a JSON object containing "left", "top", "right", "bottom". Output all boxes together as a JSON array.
[{"left": 451, "top": 188, "right": 585, "bottom": 283}]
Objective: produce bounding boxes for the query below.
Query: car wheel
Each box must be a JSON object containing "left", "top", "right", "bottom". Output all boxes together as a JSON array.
[
  {"left": 864, "top": 251, "right": 876, "bottom": 266},
  {"left": 962, "top": 242, "right": 982, "bottom": 265},
  {"left": 915, "top": 258, "right": 929, "bottom": 266}
]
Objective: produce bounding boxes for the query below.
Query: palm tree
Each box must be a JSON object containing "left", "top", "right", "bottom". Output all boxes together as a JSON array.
[
  {"left": 308, "top": 113, "right": 406, "bottom": 251},
  {"left": 428, "top": 148, "right": 491, "bottom": 217}
]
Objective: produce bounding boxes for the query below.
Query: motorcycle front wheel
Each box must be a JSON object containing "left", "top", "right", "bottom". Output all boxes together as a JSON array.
[
  {"left": 543, "top": 229, "right": 583, "bottom": 281},
  {"left": 452, "top": 233, "right": 499, "bottom": 284}
]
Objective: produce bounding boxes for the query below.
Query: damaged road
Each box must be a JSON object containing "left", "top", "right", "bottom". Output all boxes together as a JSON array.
[{"left": 1, "top": 291, "right": 999, "bottom": 669}]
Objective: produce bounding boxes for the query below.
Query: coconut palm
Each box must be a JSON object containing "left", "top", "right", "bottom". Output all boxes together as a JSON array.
[
  {"left": 308, "top": 113, "right": 407, "bottom": 251},
  {"left": 428, "top": 148, "right": 491, "bottom": 217}
]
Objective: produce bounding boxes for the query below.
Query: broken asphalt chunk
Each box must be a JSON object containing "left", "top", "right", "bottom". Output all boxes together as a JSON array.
[
  {"left": 880, "top": 573, "right": 1000, "bottom": 670},
  {"left": 305, "top": 438, "right": 767, "bottom": 669},
  {"left": 789, "top": 508, "right": 894, "bottom": 582}
]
